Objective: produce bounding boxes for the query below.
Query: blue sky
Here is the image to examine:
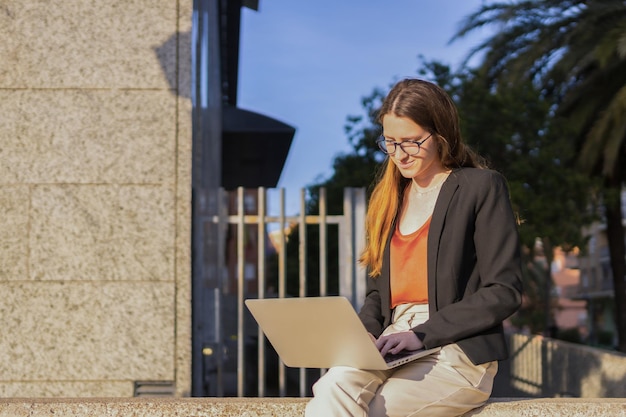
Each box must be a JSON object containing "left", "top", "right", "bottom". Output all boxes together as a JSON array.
[{"left": 238, "top": 0, "right": 492, "bottom": 213}]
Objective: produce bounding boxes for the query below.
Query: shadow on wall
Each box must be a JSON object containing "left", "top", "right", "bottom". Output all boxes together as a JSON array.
[
  {"left": 153, "top": 31, "right": 192, "bottom": 99},
  {"left": 494, "top": 333, "right": 626, "bottom": 398}
]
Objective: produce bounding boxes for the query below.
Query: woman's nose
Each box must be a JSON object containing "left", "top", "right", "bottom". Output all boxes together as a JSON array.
[{"left": 394, "top": 145, "right": 410, "bottom": 158}]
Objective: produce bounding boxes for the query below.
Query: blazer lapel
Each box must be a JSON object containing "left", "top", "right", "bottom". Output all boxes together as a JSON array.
[
  {"left": 427, "top": 170, "right": 460, "bottom": 311},
  {"left": 380, "top": 225, "right": 393, "bottom": 323}
]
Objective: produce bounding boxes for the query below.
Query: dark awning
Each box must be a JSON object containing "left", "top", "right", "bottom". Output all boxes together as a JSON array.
[{"left": 221, "top": 106, "right": 295, "bottom": 189}]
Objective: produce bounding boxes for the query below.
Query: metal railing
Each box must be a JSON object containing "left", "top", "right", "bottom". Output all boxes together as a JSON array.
[
  {"left": 504, "top": 332, "right": 626, "bottom": 398},
  {"left": 210, "top": 186, "right": 366, "bottom": 397}
]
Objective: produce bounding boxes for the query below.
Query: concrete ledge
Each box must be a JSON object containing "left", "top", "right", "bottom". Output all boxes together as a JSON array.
[
  {"left": 466, "top": 398, "right": 626, "bottom": 416},
  {"left": 0, "top": 397, "right": 625, "bottom": 416}
]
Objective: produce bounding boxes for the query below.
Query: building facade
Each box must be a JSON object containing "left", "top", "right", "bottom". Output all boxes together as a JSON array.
[
  {"left": 576, "top": 221, "right": 620, "bottom": 347},
  {"left": 0, "top": 0, "right": 193, "bottom": 396}
]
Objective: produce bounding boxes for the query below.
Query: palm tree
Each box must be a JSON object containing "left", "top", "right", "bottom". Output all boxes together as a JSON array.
[{"left": 453, "top": 0, "right": 626, "bottom": 352}]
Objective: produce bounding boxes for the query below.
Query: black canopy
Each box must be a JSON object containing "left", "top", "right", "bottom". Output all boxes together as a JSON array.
[{"left": 221, "top": 106, "right": 295, "bottom": 189}]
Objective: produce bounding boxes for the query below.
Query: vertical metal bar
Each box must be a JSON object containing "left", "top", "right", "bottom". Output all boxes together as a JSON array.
[
  {"left": 237, "top": 187, "right": 245, "bottom": 397},
  {"left": 299, "top": 188, "right": 307, "bottom": 297},
  {"left": 278, "top": 188, "right": 286, "bottom": 299},
  {"left": 278, "top": 188, "right": 286, "bottom": 397},
  {"left": 353, "top": 188, "right": 367, "bottom": 310},
  {"left": 257, "top": 187, "right": 266, "bottom": 397},
  {"left": 340, "top": 188, "right": 356, "bottom": 305},
  {"left": 319, "top": 188, "right": 327, "bottom": 297},
  {"left": 319, "top": 187, "right": 328, "bottom": 380},
  {"left": 298, "top": 188, "right": 307, "bottom": 396}
]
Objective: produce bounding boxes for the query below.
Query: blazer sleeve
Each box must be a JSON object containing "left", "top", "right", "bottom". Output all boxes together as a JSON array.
[
  {"left": 413, "top": 170, "right": 523, "bottom": 348},
  {"left": 358, "top": 274, "right": 385, "bottom": 337},
  {"left": 358, "top": 240, "right": 392, "bottom": 337}
]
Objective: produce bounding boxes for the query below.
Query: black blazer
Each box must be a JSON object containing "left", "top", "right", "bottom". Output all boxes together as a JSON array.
[{"left": 358, "top": 167, "right": 523, "bottom": 365}]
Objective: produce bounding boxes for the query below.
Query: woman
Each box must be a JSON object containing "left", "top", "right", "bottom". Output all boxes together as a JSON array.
[{"left": 305, "top": 79, "right": 523, "bottom": 417}]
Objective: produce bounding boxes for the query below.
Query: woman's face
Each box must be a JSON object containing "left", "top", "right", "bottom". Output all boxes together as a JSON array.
[{"left": 381, "top": 114, "right": 443, "bottom": 180}]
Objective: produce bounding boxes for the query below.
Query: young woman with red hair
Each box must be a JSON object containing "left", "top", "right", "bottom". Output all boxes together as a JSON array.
[{"left": 305, "top": 78, "right": 523, "bottom": 417}]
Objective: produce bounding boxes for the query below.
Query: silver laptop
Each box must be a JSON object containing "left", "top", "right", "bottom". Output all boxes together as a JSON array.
[{"left": 245, "top": 296, "right": 440, "bottom": 370}]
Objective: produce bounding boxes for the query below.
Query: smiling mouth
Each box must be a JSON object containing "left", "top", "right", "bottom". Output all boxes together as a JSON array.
[{"left": 397, "top": 160, "right": 415, "bottom": 169}]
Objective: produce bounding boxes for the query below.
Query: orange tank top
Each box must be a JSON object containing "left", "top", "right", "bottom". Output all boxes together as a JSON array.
[{"left": 390, "top": 217, "right": 431, "bottom": 308}]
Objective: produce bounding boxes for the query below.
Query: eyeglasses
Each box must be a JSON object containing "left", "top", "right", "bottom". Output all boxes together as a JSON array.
[{"left": 376, "top": 133, "right": 433, "bottom": 156}]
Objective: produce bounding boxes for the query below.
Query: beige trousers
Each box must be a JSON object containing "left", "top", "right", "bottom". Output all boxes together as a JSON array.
[{"left": 305, "top": 304, "right": 497, "bottom": 417}]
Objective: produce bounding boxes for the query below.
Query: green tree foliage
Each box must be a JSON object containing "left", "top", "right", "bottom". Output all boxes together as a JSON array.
[
  {"left": 453, "top": 0, "right": 626, "bottom": 351},
  {"left": 512, "top": 259, "right": 553, "bottom": 334}
]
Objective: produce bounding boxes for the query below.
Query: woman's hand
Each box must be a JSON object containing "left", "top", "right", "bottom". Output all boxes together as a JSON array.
[{"left": 375, "top": 331, "right": 423, "bottom": 356}]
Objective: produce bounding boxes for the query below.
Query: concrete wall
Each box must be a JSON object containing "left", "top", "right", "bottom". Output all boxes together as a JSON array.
[
  {"left": 0, "top": 0, "right": 192, "bottom": 397},
  {"left": 494, "top": 333, "right": 626, "bottom": 398},
  {"left": 2, "top": 398, "right": 626, "bottom": 417}
]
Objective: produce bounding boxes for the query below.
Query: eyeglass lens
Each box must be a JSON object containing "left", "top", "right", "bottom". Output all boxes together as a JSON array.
[{"left": 377, "top": 135, "right": 430, "bottom": 156}]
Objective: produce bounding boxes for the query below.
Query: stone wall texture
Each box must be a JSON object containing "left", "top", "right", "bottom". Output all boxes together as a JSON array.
[
  {"left": 494, "top": 333, "right": 626, "bottom": 398},
  {"left": 0, "top": 0, "right": 192, "bottom": 397},
  {"left": 1, "top": 398, "right": 626, "bottom": 417}
]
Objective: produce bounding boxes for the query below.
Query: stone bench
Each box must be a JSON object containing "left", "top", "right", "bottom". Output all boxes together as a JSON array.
[{"left": 1, "top": 397, "right": 625, "bottom": 416}]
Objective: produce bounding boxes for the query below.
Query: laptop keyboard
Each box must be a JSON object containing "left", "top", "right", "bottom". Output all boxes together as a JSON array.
[{"left": 383, "top": 350, "right": 416, "bottom": 363}]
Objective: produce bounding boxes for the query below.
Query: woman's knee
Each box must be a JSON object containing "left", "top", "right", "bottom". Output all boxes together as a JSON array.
[
  {"left": 311, "top": 366, "right": 350, "bottom": 396},
  {"left": 311, "top": 366, "right": 385, "bottom": 406}
]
